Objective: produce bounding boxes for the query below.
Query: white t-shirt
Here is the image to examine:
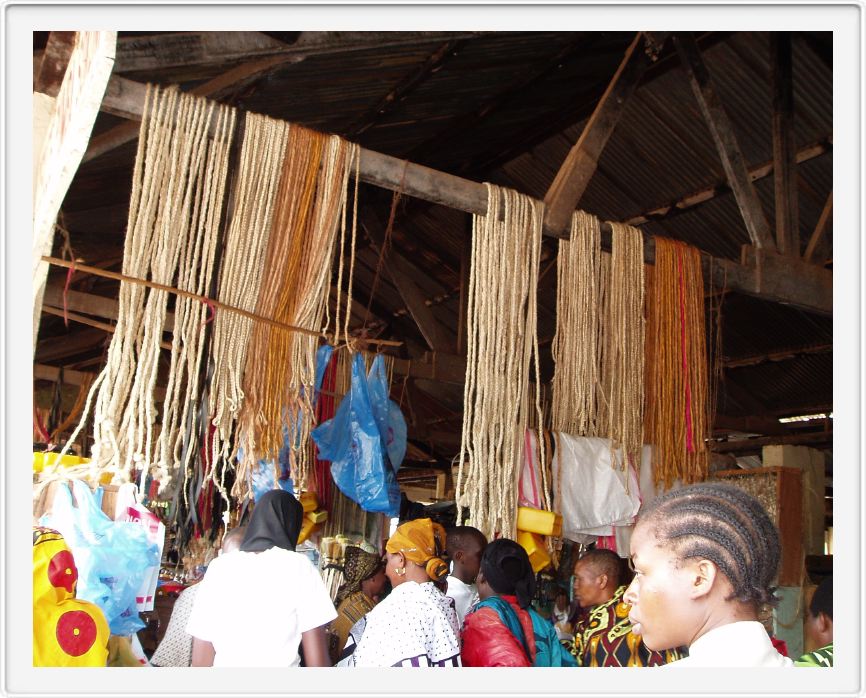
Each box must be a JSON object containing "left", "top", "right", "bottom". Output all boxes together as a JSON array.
[
  {"left": 664, "top": 621, "right": 794, "bottom": 668},
  {"left": 445, "top": 575, "right": 478, "bottom": 627},
  {"left": 186, "top": 547, "right": 336, "bottom": 667}
]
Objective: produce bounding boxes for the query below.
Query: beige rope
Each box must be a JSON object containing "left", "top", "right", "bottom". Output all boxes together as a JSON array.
[
  {"left": 551, "top": 210, "right": 602, "bottom": 436},
  {"left": 456, "top": 183, "right": 544, "bottom": 540},
  {"left": 598, "top": 222, "right": 645, "bottom": 470}
]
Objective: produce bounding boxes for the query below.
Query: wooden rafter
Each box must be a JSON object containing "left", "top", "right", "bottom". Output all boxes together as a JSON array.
[
  {"left": 84, "top": 54, "right": 297, "bottom": 163},
  {"left": 771, "top": 32, "right": 799, "bottom": 255},
  {"left": 34, "top": 31, "right": 77, "bottom": 95},
  {"left": 710, "top": 429, "right": 832, "bottom": 453},
  {"left": 542, "top": 32, "right": 658, "bottom": 236},
  {"left": 360, "top": 208, "right": 455, "bottom": 353},
  {"left": 624, "top": 138, "right": 831, "bottom": 226},
  {"left": 674, "top": 32, "right": 776, "bottom": 251},
  {"left": 804, "top": 191, "right": 833, "bottom": 263},
  {"left": 723, "top": 343, "right": 831, "bottom": 369},
  {"left": 713, "top": 414, "right": 793, "bottom": 437},
  {"left": 344, "top": 40, "right": 464, "bottom": 139}
]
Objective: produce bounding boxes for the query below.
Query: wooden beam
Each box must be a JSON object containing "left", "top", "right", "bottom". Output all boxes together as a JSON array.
[
  {"left": 97, "top": 74, "right": 831, "bottom": 315},
  {"left": 35, "top": 326, "right": 108, "bottom": 363},
  {"left": 361, "top": 208, "right": 455, "bottom": 353},
  {"left": 34, "top": 32, "right": 77, "bottom": 96},
  {"left": 112, "top": 31, "right": 489, "bottom": 77},
  {"left": 42, "top": 282, "right": 176, "bottom": 333},
  {"left": 34, "top": 362, "right": 167, "bottom": 402},
  {"left": 84, "top": 54, "right": 296, "bottom": 163},
  {"left": 771, "top": 33, "right": 799, "bottom": 255},
  {"left": 713, "top": 414, "right": 793, "bottom": 437},
  {"left": 542, "top": 33, "right": 656, "bottom": 236},
  {"left": 723, "top": 343, "right": 831, "bottom": 369},
  {"left": 737, "top": 245, "right": 832, "bottom": 314},
  {"left": 804, "top": 191, "right": 833, "bottom": 262},
  {"left": 710, "top": 429, "right": 832, "bottom": 453},
  {"left": 674, "top": 32, "right": 776, "bottom": 251},
  {"left": 624, "top": 138, "right": 831, "bottom": 226},
  {"left": 345, "top": 40, "right": 463, "bottom": 139}
]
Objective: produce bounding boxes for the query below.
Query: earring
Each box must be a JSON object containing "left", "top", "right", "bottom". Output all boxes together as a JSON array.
[{"left": 395, "top": 566, "right": 406, "bottom": 576}]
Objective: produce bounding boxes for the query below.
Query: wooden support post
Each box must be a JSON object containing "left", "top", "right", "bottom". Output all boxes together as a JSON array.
[
  {"left": 771, "top": 33, "right": 799, "bottom": 255},
  {"left": 33, "top": 31, "right": 117, "bottom": 353},
  {"left": 804, "top": 191, "right": 832, "bottom": 262},
  {"left": 542, "top": 32, "right": 655, "bottom": 237},
  {"left": 674, "top": 32, "right": 776, "bottom": 251}
]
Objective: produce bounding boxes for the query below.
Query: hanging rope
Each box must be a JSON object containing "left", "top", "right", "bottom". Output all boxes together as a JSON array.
[
  {"left": 551, "top": 210, "right": 603, "bottom": 436},
  {"left": 57, "top": 85, "right": 236, "bottom": 492},
  {"left": 456, "top": 183, "right": 545, "bottom": 540},
  {"left": 644, "top": 236, "right": 709, "bottom": 488},
  {"left": 209, "top": 111, "right": 290, "bottom": 503},
  {"left": 598, "top": 222, "right": 645, "bottom": 470},
  {"left": 236, "top": 126, "right": 360, "bottom": 499}
]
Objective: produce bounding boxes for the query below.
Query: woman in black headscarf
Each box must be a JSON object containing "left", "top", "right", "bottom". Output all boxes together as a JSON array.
[
  {"left": 461, "top": 538, "right": 576, "bottom": 667},
  {"left": 187, "top": 490, "right": 336, "bottom": 666}
]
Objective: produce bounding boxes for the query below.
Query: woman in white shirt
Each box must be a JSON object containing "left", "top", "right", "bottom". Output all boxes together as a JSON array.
[
  {"left": 623, "top": 481, "right": 793, "bottom": 667},
  {"left": 187, "top": 490, "right": 336, "bottom": 667}
]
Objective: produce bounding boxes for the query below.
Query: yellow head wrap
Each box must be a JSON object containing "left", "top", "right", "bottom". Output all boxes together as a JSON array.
[{"left": 386, "top": 518, "right": 449, "bottom": 582}]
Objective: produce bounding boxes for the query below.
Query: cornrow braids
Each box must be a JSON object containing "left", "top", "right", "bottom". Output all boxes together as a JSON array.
[{"left": 639, "top": 482, "right": 781, "bottom": 609}]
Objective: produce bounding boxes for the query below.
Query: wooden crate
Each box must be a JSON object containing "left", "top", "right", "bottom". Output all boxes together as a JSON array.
[{"left": 712, "top": 466, "right": 803, "bottom": 586}]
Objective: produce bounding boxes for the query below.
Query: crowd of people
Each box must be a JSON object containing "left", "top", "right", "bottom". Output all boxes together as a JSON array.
[{"left": 145, "top": 483, "right": 831, "bottom": 669}]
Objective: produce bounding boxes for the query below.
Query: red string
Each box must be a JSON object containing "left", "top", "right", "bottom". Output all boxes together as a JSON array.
[
  {"left": 62, "top": 263, "right": 76, "bottom": 328},
  {"left": 34, "top": 405, "right": 51, "bottom": 442},
  {"left": 677, "top": 249, "right": 694, "bottom": 453},
  {"left": 200, "top": 298, "right": 216, "bottom": 327}
]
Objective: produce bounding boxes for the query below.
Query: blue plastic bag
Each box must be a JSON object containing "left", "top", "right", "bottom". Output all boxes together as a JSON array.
[
  {"left": 366, "top": 354, "right": 408, "bottom": 471},
  {"left": 311, "top": 352, "right": 400, "bottom": 516},
  {"left": 39, "top": 480, "right": 159, "bottom": 635}
]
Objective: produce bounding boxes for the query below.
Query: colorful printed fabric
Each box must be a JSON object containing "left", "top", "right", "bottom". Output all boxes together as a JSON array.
[
  {"left": 794, "top": 643, "right": 833, "bottom": 667},
  {"left": 463, "top": 595, "right": 576, "bottom": 667},
  {"left": 570, "top": 585, "right": 682, "bottom": 667},
  {"left": 330, "top": 590, "right": 376, "bottom": 660},
  {"left": 33, "top": 527, "right": 109, "bottom": 667}
]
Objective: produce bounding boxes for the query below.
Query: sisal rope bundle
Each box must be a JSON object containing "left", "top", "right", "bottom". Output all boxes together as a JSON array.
[
  {"left": 551, "top": 210, "right": 603, "bottom": 435},
  {"left": 597, "top": 222, "right": 645, "bottom": 470},
  {"left": 208, "top": 112, "right": 289, "bottom": 502},
  {"left": 235, "top": 127, "right": 360, "bottom": 499},
  {"left": 644, "top": 236, "right": 709, "bottom": 488},
  {"left": 58, "top": 85, "right": 235, "bottom": 489},
  {"left": 455, "top": 183, "right": 545, "bottom": 540}
]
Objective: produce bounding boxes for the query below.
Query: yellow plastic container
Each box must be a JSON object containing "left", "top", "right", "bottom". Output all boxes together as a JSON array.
[
  {"left": 298, "top": 491, "right": 318, "bottom": 513},
  {"left": 33, "top": 452, "right": 90, "bottom": 474},
  {"left": 516, "top": 529, "right": 551, "bottom": 574},
  {"left": 516, "top": 506, "right": 562, "bottom": 537},
  {"left": 306, "top": 509, "right": 328, "bottom": 524},
  {"left": 297, "top": 517, "right": 320, "bottom": 545}
]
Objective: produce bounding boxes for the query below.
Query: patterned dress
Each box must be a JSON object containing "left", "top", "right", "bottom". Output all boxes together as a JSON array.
[
  {"left": 570, "top": 585, "right": 683, "bottom": 667},
  {"left": 794, "top": 643, "right": 833, "bottom": 667}
]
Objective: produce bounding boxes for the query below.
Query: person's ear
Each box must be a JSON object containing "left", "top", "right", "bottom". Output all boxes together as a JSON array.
[
  {"left": 817, "top": 611, "right": 833, "bottom": 636},
  {"left": 597, "top": 573, "right": 608, "bottom": 590},
  {"left": 689, "top": 559, "right": 718, "bottom": 599},
  {"left": 454, "top": 550, "right": 464, "bottom": 563}
]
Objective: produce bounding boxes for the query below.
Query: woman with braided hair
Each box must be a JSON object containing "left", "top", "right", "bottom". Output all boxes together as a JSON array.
[
  {"left": 623, "top": 481, "right": 793, "bottom": 667},
  {"left": 461, "top": 538, "right": 576, "bottom": 667},
  {"left": 348, "top": 518, "right": 461, "bottom": 667}
]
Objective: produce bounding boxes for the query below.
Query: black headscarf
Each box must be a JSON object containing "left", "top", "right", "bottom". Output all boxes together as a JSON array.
[
  {"left": 480, "top": 538, "right": 537, "bottom": 609},
  {"left": 239, "top": 489, "right": 304, "bottom": 553}
]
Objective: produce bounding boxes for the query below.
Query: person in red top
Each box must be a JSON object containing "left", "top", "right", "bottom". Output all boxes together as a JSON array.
[{"left": 461, "top": 538, "right": 576, "bottom": 667}]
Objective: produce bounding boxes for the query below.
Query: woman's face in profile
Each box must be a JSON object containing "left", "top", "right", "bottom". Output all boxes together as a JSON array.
[{"left": 623, "top": 522, "right": 696, "bottom": 651}]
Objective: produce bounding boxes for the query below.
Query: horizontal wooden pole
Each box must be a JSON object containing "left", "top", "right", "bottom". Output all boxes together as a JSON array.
[
  {"left": 97, "top": 75, "right": 832, "bottom": 315},
  {"left": 709, "top": 429, "right": 832, "bottom": 453}
]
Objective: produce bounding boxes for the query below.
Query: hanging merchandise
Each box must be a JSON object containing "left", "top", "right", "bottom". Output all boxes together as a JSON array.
[
  {"left": 644, "top": 236, "right": 710, "bottom": 488},
  {"left": 551, "top": 210, "right": 603, "bottom": 436},
  {"left": 455, "top": 183, "right": 545, "bottom": 540},
  {"left": 57, "top": 85, "right": 236, "bottom": 492},
  {"left": 38, "top": 480, "right": 160, "bottom": 635},
  {"left": 311, "top": 352, "right": 401, "bottom": 517},
  {"left": 597, "top": 222, "right": 645, "bottom": 471},
  {"left": 236, "top": 125, "right": 361, "bottom": 498},
  {"left": 366, "top": 354, "right": 407, "bottom": 471},
  {"left": 33, "top": 526, "right": 110, "bottom": 666},
  {"left": 551, "top": 433, "right": 641, "bottom": 544}
]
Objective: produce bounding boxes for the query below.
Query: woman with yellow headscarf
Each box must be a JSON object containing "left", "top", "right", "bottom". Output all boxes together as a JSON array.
[{"left": 348, "top": 518, "right": 461, "bottom": 667}]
